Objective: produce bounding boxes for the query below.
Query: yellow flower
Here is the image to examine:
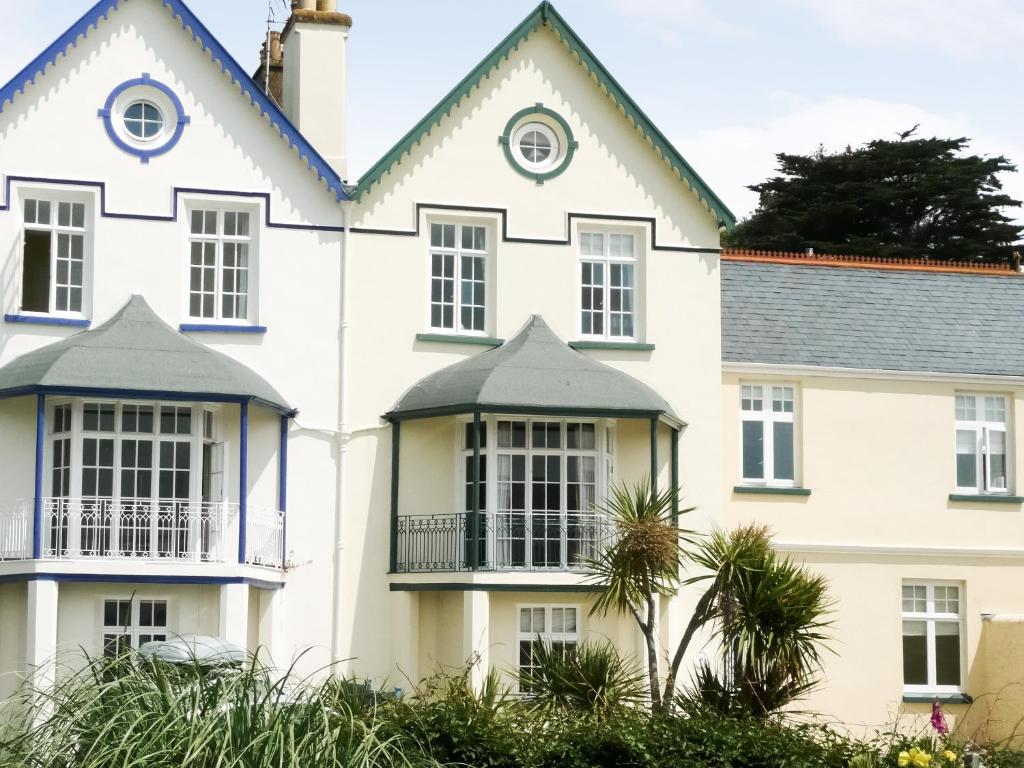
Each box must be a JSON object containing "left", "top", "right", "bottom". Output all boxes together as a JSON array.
[
  {"left": 913, "top": 752, "right": 932, "bottom": 767},
  {"left": 943, "top": 751, "right": 957, "bottom": 763},
  {"left": 898, "top": 751, "right": 911, "bottom": 767}
]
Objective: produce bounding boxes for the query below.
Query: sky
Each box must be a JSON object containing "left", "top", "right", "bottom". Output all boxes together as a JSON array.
[{"left": 2, "top": 0, "right": 1023, "bottom": 223}]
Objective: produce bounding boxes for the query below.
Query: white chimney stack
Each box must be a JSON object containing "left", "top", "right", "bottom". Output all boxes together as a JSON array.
[{"left": 281, "top": 2, "right": 351, "bottom": 179}]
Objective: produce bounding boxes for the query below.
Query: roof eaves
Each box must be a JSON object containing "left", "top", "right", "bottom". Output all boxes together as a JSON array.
[
  {"left": 0, "top": 0, "right": 348, "bottom": 202},
  {"left": 353, "top": 1, "right": 734, "bottom": 230},
  {"left": 353, "top": 2, "right": 546, "bottom": 200},
  {"left": 539, "top": 2, "right": 735, "bottom": 230}
]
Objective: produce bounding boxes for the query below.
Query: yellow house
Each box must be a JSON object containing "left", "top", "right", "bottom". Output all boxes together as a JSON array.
[{"left": 722, "top": 249, "right": 1024, "bottom": 741}]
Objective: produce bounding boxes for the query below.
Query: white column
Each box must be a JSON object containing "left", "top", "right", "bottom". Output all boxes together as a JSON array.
[
  {"left": 462, "top": 590, "right": 490, "bottom": 691},
  {"left": 257, "top": 587, "right": 288, "bottom": 668},
  {"left": 390, "top": 591, "right": 419, "bottom": 696},
  {"left": 219, "top": 583, "right": 250, "bottom": 649},
  {"left": 26, "top": 580, "right": 59, "bottom": 689}
]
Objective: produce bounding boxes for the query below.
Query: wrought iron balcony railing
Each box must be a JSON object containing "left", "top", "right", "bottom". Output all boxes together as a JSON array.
[
  {"left": 0, "top": 497, "right": 284, "bottom": 569},
  {"left": 395, "top": 511, "right": 615, "bottom": 573}
]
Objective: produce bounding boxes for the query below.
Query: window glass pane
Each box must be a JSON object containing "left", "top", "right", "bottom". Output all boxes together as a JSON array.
[
  {"left": 988, "top": 429, "right": 1008, "bottom": 491},
  {"left": 985, "top": 396, "right": 1007, "bottom": 424},
  {"left": 463, "top": 421, "right": 486, "bottom": 450},
  {"left": 956, "top": 429, "right": 978, "bottom": 488},
  {"left": 955, "top": 395, "right": 975, "bottom": 421},
  {"left": 935, "top": 622, "right": 961, "bottom": 686},
  {"left": 902, "top": 620, "right": 928, "bottom": 685},
  {"left": 566, "top": 423, "right": 596, "bottom": 450},
  {"left": 497, "top": 420, "right": 527, "bottom": 449},
  {"left": 902, "top": 585, "right": 926, "bottom": 613},
  {"left": 21, "top": 230, "right": 51, "bottom": 313},
  {"left": 742, "top": 420, "right": 764, "bottom": 479},
  {"left": 741, "top": 385, "right": 764, "bottom": 412},
  {"left": 773, "top": 422, "right": 794, "bottom": 481}
]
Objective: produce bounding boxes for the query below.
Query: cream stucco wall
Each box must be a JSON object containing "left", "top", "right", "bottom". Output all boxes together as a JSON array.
[
  {"left": 336, "top": 19, "right": 723, "bottom": 684},
  {"left": 723, "top": 370, "right": 1024, "bottom": 736}
]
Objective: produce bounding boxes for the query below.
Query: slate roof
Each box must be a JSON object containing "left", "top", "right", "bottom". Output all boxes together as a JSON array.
[
  {"left": 387, "top": 316, "right": 680, "bottom": 423},
  {"left": 0, "top": 296, "right": 292, "bottom": 413},
  {"left": 721, "top": 260, "right": 1024, "bottom": 377}
]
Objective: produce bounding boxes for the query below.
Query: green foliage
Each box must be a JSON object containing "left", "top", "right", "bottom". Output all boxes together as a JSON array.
[
  {"left": 519, "top": 640, "right": 647, "bottom": 715},
  {"left": 2, "top": 652, "right": 1021, "bottom": 768},
  {"left": 587, "top": 480, "right": 692, "bottom": 617},
  {"left": 682, "top": 525, "right": 833, "bottom": 717},
  {"left": 586, "top": 479, "right": 695, "bottom": 709},
  {"left": 0, "top": 653, "right": 435, "bottom": 768},
  {"left": 727, "top": 132, "right": 1022, "bottom": 263},
  {"left": 381, "top": 663, "right": 524, "bottom": 768}
]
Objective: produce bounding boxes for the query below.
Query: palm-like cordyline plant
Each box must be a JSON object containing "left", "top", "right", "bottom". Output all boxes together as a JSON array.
[
  {"left": 585, "top": 480, "right": 695, "bottom": 710},
  {"left": 683, "top": 525, "right": 833, "bottom": 716},
  {"left": 519, "top": 640, "right": 647, "bottom": 716}
]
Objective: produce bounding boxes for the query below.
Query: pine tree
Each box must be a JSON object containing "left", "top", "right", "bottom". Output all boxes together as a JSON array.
[{"left": 727, "top": 131, "right": 1022, "bottom": 262}]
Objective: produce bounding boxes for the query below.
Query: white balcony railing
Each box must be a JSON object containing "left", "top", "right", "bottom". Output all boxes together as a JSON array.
[{"left": 0, "top": 498, "right": 284, "bottom": 569}]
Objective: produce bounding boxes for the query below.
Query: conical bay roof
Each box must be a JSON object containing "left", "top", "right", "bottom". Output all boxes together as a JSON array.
[
  {"left": 0, "top": 296, "right": 292, "bottom": 413},
  {"left": 388, "top": 316, "right": 678, "bottom": 424}
]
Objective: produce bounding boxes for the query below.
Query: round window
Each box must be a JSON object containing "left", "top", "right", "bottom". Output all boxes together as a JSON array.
[
  {"left": 513, "top": 122, "right": 560, "bottom": 171},
  {"left": 123, "top": 100, "right": 164, "bottom": 141}
]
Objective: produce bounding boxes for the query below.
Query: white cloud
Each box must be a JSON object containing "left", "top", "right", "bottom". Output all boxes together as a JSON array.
[
  {"left": 673, "top": 95, "right": 1024, "bottom": 224},
  {"left": 788, "top": 0, "right": 1024, "bottom": 58},
  {"left": 602, "top": 0, "right": 749, "bottom": 46}
]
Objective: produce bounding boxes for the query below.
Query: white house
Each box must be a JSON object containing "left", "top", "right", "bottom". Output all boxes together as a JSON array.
[{"left": 0, "top": 0, "right": 730, "bottom": 700}]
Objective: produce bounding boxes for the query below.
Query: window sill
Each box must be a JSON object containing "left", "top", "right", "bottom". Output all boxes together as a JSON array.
[
  {"left": 902, "top": 692, "right": 973, "bottom": 705},
  {"left": 733, "top": 485, "right": 811, "bottom": 496},
  {"left": 179, "top": 324, "right": 267, "bottom": 335},
  {"left": 4, "top": 313, "right": 91, "bottom": 328},
  {"left": 569, "top": 340, "right": 655, "bottom": 352},
  {"left": 949, "top": 494, "right": 1024, "bottom": 504},
  {"left": 416, "top": 333, "right": 504, "bottom": 347}
]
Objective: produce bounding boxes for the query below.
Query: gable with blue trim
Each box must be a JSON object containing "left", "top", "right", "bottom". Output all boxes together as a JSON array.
[{"left": 0, "top": 0, "right": 347, "bottom": 203}]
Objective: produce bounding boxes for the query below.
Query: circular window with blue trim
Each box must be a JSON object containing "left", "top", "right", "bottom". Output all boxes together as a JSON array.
[
  {"left": 98, "top": 74, "right": 190, "bottom": 164},
  {"left": 500, "top": 104, "right": 577, "bottom": 183}
]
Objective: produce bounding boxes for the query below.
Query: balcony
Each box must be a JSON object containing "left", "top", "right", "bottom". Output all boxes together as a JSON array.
[
  {"left": 394, "top": 512, "right": 615, "bottom": 573},
  {"left": 0, "top": 498, "right": 284, "bottom": 569}
]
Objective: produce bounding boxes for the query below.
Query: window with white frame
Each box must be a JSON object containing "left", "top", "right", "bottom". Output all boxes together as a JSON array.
[
  {"left": 188, "top": 209, "right": 254, "bottom": 323},
  {"left": 21, "top": 198, "right": 87, "bottom": 315},
  {"left": 102, "top": 598, "right": 168, "bottom": 656},
  {"left": 955, "top": 394, "right": 1009, "bottom": 494},
  {"left": 740, "top": 384, "right": 796, "bottom": 486},
  {"left": 429, "top": 222, "right": 487, "bottom": 333},
  {"left": 517, "top": 605, "right": 579, "bottom": 692},
  {"left": 579, "top": 232, "right": 637, "bottom": 340},
  {"left": 460, "top": 417, "right": 612, "bottom": 569},
  {"left": 902, "top": 582, "right": 963, "bottom": 692},
  {"left": 45, "top": 400, "right": 223, "bottom": 559}
]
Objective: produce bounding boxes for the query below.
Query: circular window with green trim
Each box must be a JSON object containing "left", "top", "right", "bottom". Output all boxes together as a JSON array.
[{"left": 500, "top": 105, "right": 577, "bottom": 183}]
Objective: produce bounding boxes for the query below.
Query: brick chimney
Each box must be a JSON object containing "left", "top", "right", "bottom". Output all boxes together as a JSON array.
[{"left": 281, "top": 0, "right": 351, "bottom": 179}]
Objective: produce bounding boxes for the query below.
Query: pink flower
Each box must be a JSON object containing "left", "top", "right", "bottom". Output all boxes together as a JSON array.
[{"left": 931, "top": 699, "right": 949, "bottom": 735}]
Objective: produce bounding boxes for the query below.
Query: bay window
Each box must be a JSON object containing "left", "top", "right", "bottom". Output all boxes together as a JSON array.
[
  {"left": 955, "top": 394, "right": 1009, "bottom": 494},
  {"left": 45, "top": 399, "right": 224, "bottom": 559},
  {"left": 902, "top": 582, "right": 963, "bottom": 693},
  {"left": 740, "top": 383, "right": 796, "bottom": 486},
  {"left": 460, "top": 417, "right": 613, "bottom": 569},
  {"left": 579, "top": 231, "right": 637, "bottom": 340},
  {"left": 429, "top": 222, "right": 487, "bottom": 334}
]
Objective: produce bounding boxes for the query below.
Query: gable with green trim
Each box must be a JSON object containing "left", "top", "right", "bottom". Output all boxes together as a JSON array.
[{"left": 353, "top": 1, "right": 734, "bottom": 231}]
